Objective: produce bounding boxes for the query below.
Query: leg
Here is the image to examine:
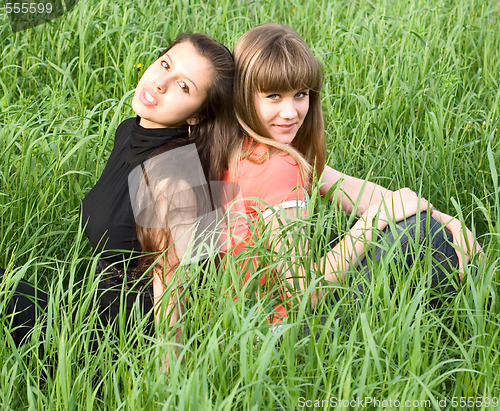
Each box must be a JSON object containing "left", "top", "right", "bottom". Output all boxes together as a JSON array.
[
  {"left": 0, "top": 267, "right": 49, "bottom": 347},
  {"left": 357, "top": 211, "right": 460, "bottom": 304},
  {"left": 96, "top": 280, "right": 155, "bottom": 335}
]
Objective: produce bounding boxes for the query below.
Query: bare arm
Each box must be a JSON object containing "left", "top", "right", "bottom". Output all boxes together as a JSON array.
[
  {"left": 319, "top": 165, "right": 391, "bottom": 215},
  {"left": 322, "top": 188, "right": 428, "bottom": 276},
  {"left": 320, "top": 165, "right": 482, "bottom": 275},
  {"left": 265, "top": 188, "right": 429, "bottom": 307},
  {"left": 144, "top": 179, "right": 199, "bottom": 371}
]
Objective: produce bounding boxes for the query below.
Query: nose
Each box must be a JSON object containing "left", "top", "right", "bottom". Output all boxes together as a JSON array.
[
  {"left": 154, "top": 76, "right": 169, "bottom": 93},
  {"left": 279, "top": 98, "right": 298, "bottom": 119}
]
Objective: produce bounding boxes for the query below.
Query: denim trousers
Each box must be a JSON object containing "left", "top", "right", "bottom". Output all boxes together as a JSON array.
[{"left": 327, "top": 211, "right": 460, "bottom": 305}]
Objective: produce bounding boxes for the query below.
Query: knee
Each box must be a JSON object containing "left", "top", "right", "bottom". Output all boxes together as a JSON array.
[
  {"left": 392, "top": 212, "right": 425, "bottom": 243},
  {"left": 395, "top": 211, "right": 456, "bottom": 256},
  {"left": 395, "top": 211, "right": 440, "bottom": 239},
  {"left": 395, "top": 211, "right": 428, "bottom": 227}
]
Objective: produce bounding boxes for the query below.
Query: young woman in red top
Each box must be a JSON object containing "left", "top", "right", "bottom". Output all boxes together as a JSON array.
[{"left": 225, "top": 23, "right": 481, "bottom": 319}]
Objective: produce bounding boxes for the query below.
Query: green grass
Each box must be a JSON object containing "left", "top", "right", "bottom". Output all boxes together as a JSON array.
[{"left": 1, "top": 0, "right": 499, "bottom": 409}]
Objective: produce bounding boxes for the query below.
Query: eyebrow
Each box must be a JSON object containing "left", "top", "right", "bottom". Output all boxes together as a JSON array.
[{"left": 166, "top": 53, "right": 199, "bottom": 92}]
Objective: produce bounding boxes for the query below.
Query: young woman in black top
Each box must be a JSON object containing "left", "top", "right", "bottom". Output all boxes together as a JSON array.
[{"left": 1, "top": 33, "right": 237, "bottom": 354}]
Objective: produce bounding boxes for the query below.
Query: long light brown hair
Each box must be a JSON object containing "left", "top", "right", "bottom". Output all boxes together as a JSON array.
[{"left": 230, "top": 23, "right": 326, "bottom": 188}]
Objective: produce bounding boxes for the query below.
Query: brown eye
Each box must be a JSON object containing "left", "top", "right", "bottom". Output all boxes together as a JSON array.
[{"left": 178, "top": 81, "right": 190, "bottom": 93}]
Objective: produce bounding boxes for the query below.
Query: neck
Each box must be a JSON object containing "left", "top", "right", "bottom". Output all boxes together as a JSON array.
[{"left": 137, "top": 116, "right": 185, "bottom": 130}]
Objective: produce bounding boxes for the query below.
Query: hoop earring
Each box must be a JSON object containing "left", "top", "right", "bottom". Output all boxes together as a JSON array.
[{"left": 188, "top": 125, "right": 192, "bottom": 138}]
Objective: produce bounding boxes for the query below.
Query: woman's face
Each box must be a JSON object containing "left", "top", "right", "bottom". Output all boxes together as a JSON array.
[
  {"left": 132, "top": 41, "right": 214, "bottom": 129},
  {"left": 253, "top": 89, "right": 309, "bottom": 144}
]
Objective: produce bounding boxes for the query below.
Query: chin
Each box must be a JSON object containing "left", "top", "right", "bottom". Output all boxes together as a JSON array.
[
  {"left": 131, "top": 102, "right": 151, "bottom": 122},
  {"left": 274, "top": 137, "right": 294, "bottom": 145},
  {"left": 131, "top": 98, "right": 140, "bottom": 115}
]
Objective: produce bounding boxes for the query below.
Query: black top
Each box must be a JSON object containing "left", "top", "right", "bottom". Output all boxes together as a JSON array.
[{"left": 81, "top": 117, "right": 189, "bottom": 269}]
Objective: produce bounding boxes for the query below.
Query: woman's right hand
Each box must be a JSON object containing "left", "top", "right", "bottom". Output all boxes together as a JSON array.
[{"left": 370, "top": 188, "right": 431, "bottom": 225}]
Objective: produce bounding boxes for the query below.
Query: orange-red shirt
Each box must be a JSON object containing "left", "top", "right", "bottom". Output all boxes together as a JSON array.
[{"left": 223, "top": 143, "right": 306, "bottom": 322}]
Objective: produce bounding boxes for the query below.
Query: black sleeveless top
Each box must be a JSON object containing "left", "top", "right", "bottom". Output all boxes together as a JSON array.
[{"left": 81, "top": 117, "right": 189, "bottom": 270}]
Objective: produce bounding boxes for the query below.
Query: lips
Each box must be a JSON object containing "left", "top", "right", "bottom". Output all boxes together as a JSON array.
[
  {"left": 139, "top": 89, "right": 157, "bottom": 107},
  {"left": 272, "top": 123, "right": 296, "bottom": 132}
]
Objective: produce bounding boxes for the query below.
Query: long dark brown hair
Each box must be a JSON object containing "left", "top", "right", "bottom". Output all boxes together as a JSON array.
[
  {"left": 136, "top": 33, "right": 237, "bottom": 279},
  {"left": 157, "top": 33, "right": 237, "bottom": 181}
]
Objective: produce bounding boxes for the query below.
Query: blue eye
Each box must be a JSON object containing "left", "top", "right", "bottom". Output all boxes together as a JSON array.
[
  {"left": 296, "top": 91, "right": 309, "bottom": 98},
  {"left": 161, "top": 60, "right": 170, "bottom": 70},
  {"left": 266, "top": 93, "right": 280, "bottom": 100}
]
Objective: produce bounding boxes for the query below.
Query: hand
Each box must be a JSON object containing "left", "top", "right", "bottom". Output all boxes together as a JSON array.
[
  {"left": 374, "top": 188, "right": 431, "bottom": 224},
  {"left": 447, "top": 223, "right": 484, "bottom": 279}
]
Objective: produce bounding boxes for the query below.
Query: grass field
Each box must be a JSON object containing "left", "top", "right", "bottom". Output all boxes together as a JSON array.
[{"left": 1, "top": 0, "right": 499, "bottom": 409}]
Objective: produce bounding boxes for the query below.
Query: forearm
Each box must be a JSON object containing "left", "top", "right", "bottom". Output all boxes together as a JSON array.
[
  {"left": 281, "top": 208, "right": 385, "bottom": 308},
  {"left": 431, "top": 208, "right": 460, "bottom": 231},
  {"left": 320, "top": 165, "right": 392, "bottom": 215},
  {"left": 322, "top": 207, "right": 386, "bottom": 282},
  {"left": 269, "top": 204, "right": 384, "bottom": 307},
  {"left": 321, "top": 186, "right": 429, "bottom": 282},
  {"left": 153, "top": 272, "right": 183, "bottom": 372}
]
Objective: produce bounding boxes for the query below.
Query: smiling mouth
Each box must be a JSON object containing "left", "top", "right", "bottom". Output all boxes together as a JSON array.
[
  {"left": 139, "top": 89, "right": 158, "bottom": 107},
  {"left": 144, "top": 90, "right": 155, "bottom": 103},
  {"left": 273, "top": 123, "right": 296, "bottom": 131}
]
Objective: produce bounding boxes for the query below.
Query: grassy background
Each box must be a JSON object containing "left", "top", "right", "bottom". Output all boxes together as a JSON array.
[{"left": 1, "top": 0, "right": 499, "bottom": 409}]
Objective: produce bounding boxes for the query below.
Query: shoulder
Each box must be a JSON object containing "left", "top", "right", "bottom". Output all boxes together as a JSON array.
[{"left": 113, "top": 117, "right": 136, "bottom": 147}]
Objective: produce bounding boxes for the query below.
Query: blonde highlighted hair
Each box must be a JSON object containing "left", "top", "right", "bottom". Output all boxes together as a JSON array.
[{"left": 230, "top": 23, "right": 326, "bottom": 187}]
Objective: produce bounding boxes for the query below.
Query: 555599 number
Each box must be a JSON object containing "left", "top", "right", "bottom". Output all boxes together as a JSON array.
[
  {"left": 5, "top": 2, "right": 53, "bottom": 14},
  {"left": 451, "top": 397, "right": 498, "bottom": 408}
]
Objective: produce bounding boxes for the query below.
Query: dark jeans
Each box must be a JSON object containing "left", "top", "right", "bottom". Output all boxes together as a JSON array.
[
  {"left": 325, "top": 211, "right": 460, "bottom": 305},
  {"left": 0, "top": 265, "right": 154, "bottom": 350},
  {"left": 0, "top": 267, "right": 49, "bottom": 347}
]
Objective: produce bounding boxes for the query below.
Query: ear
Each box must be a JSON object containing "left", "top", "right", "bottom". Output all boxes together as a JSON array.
[{"left": 186, "top": 116, "right": 198, "bottom": 126}]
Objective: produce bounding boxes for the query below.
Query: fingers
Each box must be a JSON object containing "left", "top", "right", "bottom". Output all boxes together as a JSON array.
[
  {"left": 398, "top": 188, "right": 431, "bottom": 213},
  {"left": 462, "top": 227, "right": 484, "bottom": 261},
  {"left": 452, "top": 225, "right": 485, "bottom": 281},
  {"left": 473, "top": 238, "right": 485, "bottom": 265}
]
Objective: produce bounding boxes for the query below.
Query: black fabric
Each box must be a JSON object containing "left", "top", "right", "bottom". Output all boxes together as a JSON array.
[
  {"left": 0, "top": 268, "right": 49, "bottom": 347},
  {"left": 90, "top": 261, "right": 156, "bottom": 351},
  {"left": 1, "top": 266, "right": 155, "bottom": 349},
  {"left": 81, "top": 117, "right": 188, "bottom": 269}
]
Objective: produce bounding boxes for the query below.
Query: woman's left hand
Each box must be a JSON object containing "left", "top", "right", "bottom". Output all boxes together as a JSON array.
[
  {"left": 430, "top": 208, "right": 484, "bottom": 279},
  {"left": 447, "top": 222, "right": 484, "bottom": 278}
]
